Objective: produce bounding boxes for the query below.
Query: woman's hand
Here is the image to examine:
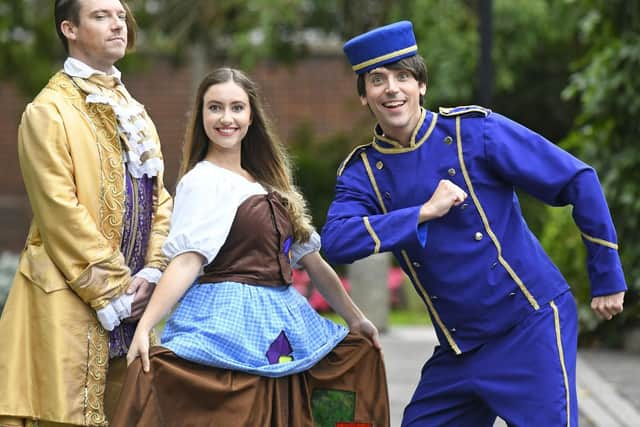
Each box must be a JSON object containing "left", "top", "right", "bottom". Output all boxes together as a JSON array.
[
  {"left": 126, "top": 326, "right": 151, "bottom": 372},
  {"left": 300, "top": 251, "right": 383, "bottom": 351},
  {"left": 123, "top": 251, "right": 206, "bottom": 373},
  {"left": 348, "top": 317, "right": 381, "bottom": 350}
]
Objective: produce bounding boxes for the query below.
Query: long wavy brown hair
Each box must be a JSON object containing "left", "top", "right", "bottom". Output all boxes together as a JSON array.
[{"left": 179, "top": 67, "right": 313, "bottom": 242}]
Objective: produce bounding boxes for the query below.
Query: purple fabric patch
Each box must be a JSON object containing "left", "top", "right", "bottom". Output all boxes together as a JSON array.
[
  {"left": 120, "top": 173, "right": 153, "bottom": 273},
  {"left": 109, "top": 321, "right": 137, "bottom": 359},
  {"left": 283, "top": 236, "right": 293, "bottom": 264},
  {"left": 109, "top": 172, "right": 154, "bottom": 358},
  {"left": 266, "top": 331, "right": 293, "bottom": 364}
]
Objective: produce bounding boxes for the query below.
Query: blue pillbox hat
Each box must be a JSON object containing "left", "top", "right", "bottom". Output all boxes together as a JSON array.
[{"left": 343, "top": 21, "right": 418, "bottom": 75}]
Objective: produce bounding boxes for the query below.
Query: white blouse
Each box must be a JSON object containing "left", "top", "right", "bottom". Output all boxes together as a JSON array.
[{"left": 162, "top": 161, "right": 320, "bottom": 269}]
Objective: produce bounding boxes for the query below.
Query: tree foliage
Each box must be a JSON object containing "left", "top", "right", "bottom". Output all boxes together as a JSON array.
[
  {"left": 0, "top": 0, "right": 62, "bottom": 94},
  {"left": 1, "top": 0, "right": 637, "bottom": 344},
  {"left": 555, "top": 0, "right": 640, "bottom": 345}
]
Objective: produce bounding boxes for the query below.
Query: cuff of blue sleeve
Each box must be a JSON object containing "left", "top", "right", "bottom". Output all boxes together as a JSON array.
[
  {"left": 417, "top": 222, "right": 428, "bottom": 247},
  {"left": 589, "top": 267, "right": 628, "bottom": 297}
]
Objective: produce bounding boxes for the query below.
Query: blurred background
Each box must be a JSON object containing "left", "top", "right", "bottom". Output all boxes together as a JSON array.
[{"left": 0, "top": 0, "right": 639, "bottom": 350}]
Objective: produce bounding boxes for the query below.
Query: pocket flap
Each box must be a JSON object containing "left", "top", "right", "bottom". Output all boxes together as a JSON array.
[{"left": 19, "top": 244, "right": 68, "bottom": 293}]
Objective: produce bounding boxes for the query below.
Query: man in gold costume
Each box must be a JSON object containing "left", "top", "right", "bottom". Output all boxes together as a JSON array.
[{"left": 0, "top": 0, "right": 172, "bottom": 425}]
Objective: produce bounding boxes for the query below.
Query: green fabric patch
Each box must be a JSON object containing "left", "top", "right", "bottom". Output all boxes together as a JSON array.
[{"left": 311, "top": 388, "right": 356, "bottom": 427}]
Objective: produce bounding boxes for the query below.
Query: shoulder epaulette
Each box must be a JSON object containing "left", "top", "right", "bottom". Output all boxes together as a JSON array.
[
  {"left": 438, "top": 105, "right": 491, "bottom": 118},
  {"left": 337, "top": 142, "right": 372, "bottom": 176}
]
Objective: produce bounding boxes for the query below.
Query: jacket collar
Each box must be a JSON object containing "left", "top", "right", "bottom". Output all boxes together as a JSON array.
[{"left": 372, "top": 108, "right": 438, "bottom": 154}]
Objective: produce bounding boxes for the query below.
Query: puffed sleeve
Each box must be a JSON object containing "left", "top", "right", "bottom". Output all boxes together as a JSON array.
[
  {"left": 161, "top": 167, "right": 237, "bottom": 264},
  {"left": 290, "top": 230, "right": 321, "bottom": 269}
]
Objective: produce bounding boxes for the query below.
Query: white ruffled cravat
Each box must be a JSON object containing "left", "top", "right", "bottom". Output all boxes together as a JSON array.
[
  {"left": 84, "top": 92, "right": 164, "bottom": 178},
  {"left": 64, "top": 57, "right": 163, "bottom": 179}
]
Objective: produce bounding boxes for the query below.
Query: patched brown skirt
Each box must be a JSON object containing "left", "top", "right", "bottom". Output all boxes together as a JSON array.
[{"left": 111, "top": 333, "right": 389, "bottom": 427}]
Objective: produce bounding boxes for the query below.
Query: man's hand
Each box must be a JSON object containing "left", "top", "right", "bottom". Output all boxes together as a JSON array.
[
  {"left": 419, "top": 179, "right": 468, "bottom": 223},
  {"left": 591, "top": 291, "right": 625, "bottom": 320},
  {"left": 126, "top": 277, "right": 156, "bottom": 320}
]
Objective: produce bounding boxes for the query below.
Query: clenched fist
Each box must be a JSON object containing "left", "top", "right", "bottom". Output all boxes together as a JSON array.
[{"left": 419, "top": 179, "right": 468, "bottom": 222}]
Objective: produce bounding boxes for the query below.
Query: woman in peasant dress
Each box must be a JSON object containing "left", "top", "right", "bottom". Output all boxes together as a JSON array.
[{"left": 112, "top": 68, "right": 390, "bottom": 427}]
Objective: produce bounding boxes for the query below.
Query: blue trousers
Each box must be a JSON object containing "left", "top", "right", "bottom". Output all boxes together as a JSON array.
[{"left": 402, "top": 291, "right": 578, "bottom": 427}]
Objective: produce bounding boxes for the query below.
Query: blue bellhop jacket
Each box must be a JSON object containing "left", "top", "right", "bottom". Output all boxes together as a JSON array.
[{"left": 322, "top": 106, "right": 627, "bottom": 354}]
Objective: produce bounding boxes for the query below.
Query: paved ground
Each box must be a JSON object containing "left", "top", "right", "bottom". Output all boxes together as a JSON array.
[{"left": 381, "top": 326, "right": 640, "bottom": 426}]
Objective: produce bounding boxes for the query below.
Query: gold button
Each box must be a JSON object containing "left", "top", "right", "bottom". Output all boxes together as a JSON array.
[
  {"left": 474, "top": 232, "right": 483, "bottom": 241},
  {"left": 444, "top": 136, "right": 453, "bottom": 145},
  {"left": 376, "top": 161, "right": 384, "bottom": 170},
  {"left": 448, "top": 168, "right": 456, "bottom": 176}
]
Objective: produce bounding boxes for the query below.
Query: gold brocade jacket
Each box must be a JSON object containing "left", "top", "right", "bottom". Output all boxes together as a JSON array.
[{"left": 0, "top": 72, "right": 172, "bottom": 426}]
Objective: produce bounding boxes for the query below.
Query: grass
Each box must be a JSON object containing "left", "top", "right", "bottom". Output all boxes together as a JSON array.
[{"left": 321, "top": 309, "right": 431, "bottom": 326}]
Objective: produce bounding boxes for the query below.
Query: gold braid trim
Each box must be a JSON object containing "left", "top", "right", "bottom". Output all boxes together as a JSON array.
[
  {"left": 53, "top": 73, "right": 125, "bottom": 251},
  {"left": 85, "top": 323, "right": 109, "bottom": 426}
]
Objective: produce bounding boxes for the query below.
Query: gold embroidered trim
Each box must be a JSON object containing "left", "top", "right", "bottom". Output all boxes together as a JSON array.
[
  {"left": 363, "top": 216, "right": 381, "bottom": 254},
  {"left": 361, "top": 152, "right": 386, "bottom": 212},
  {"left": 84, "top": 323, "right": 109, "bottom": 426},
  {"left": 58, "top": 73, "right": 125, "bottom": 250},
  {"left": 581, "top": 232, "right": 619, "bottom": 250},
  {"left": 91, "top": 101, "right": 125, "bottom": 248},
  {"left": 374, "top": 109, "right": 426, "bottom": 148},
  {"left": 372, "top": 110, "right": 438, "bottom": 154},
  {"left": 373, "top": 129, "right": 408, "bottom": 149},
  {"left": 455, "top": 117, "right": 540, "bottom": 310},
  {"left": 439, "top": 105, "right": 491, "bottom": 117},
  {"left": 352, "top": 45, "right": 418, "bottom": 72},
  {"left": 337, "top": 142, "right": 372, "bottom": 176},
  {"left": 374, "top": 133, "right": 404, "bottom": 149},
  {"left": 70, "top": 252, "right": 127, "bottom": 309},
  {"left": 360, "top": 151, "right": 461, "bottom": 354},
  {"left": 550, "top": 300, "right": 571, "bottom": 427}
]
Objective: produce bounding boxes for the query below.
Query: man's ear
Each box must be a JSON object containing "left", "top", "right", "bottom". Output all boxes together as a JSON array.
[
  {"left": 359, "top": 96, "right": 368, "bottom": 107},
  {"left": 419, "top": 82, "right": 427, "bottom": 96},
  {"left": 60, "top": 20, "right": 77, "bottom": 42}
]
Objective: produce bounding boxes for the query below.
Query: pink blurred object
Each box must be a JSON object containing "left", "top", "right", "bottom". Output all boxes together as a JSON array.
[
  {"left": 292, "top": 269, "right": 350, "bottom": 312},
  {"left": 292, "top": 266, "right": 406, "bottom": 312},
  {"left": 387, "top": 266, "right": 405, "bottom": 307}
]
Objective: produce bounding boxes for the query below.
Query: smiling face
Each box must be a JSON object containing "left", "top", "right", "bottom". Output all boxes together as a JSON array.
[
  {"left": 202, "top": 80, "right": 252, "bottom": 154},
  {"left": 360, "top": 66, "right": 426, "bottom": 146}
]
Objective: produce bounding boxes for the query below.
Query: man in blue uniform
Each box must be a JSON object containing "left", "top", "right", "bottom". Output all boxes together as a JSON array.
[{"left": 321, "top": 20, "right": 626, "bottom": 426}]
